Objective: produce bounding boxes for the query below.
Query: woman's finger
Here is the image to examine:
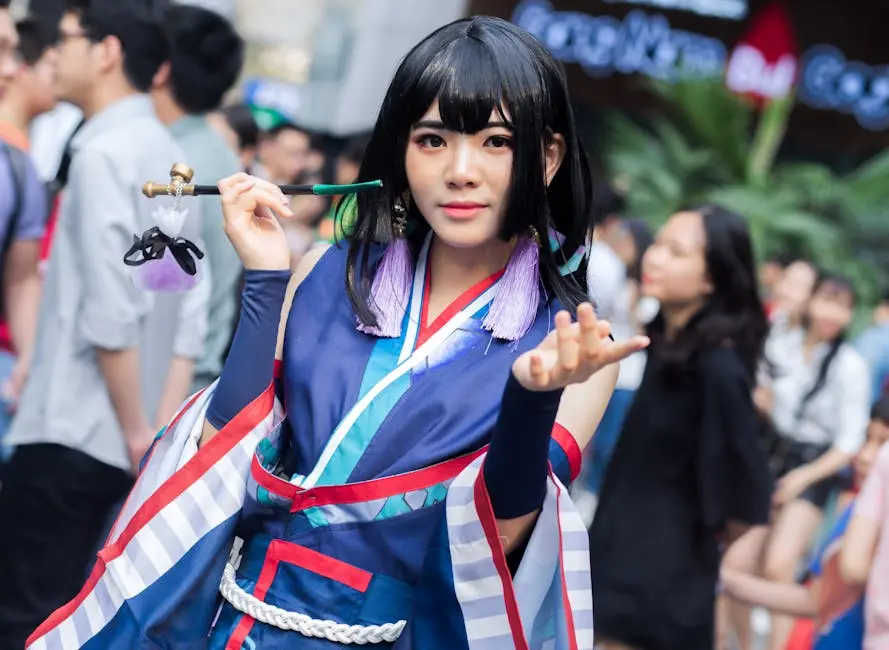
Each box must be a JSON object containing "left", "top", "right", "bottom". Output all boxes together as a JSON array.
[
  {"left": 577, "top": 302, "right": 601, "bottom": 356},
  {"left": 217, "top": 172, "right": 252, "bottom": 194},
  {"left": 555, "top": 310, "right": 579, "bottom": 373},
  {"left": 250, "top": 185, "right": 294, "bottom": 219},
  {"left": 596, "top": 320, "right": 611, "bottom": 339},
  {"left": 220, "top": 179, "right": 256, "bottom": 207},
  {"left": 529, "top": 351, "right": 547, "bottom": 388},
  {"left": 252, "top": 178, "right": 290, "bottom": 205},
  {"left": 596, "top": 335, "right": 650, "bottom": 368}
]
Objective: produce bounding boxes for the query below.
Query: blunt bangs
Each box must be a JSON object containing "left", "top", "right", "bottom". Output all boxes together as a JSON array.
[{"left": 409, "top": 37, "right": 513, "bottom": 135}]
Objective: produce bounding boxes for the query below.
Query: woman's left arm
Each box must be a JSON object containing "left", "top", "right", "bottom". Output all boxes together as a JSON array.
[{"left": 484, "top": 303, "right": 648, "bottom": 553}]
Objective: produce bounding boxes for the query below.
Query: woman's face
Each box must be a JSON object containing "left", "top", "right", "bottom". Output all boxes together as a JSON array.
[
  {"left": 854, "top": 418, "right": 889, "bottom": 486},
  {"left": 772, "top": 261, "right": 817, "bottom": 319},
  {"left": 806, "top": 281, "right": 854, "bottom": 341},
  {"left": 640, "top": 211, "right": 712, "bottom": 305},
  {"left": 404, "top": 99, "right": 563, "bottom": 251}
]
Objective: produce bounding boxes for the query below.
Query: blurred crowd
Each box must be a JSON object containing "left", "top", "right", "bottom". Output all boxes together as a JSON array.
[
  {"left": 0, "top": 1, "right": 371, "bottom": 647},
  {"left": 0, "top": 1, "right": 888, "bottom": 649}
]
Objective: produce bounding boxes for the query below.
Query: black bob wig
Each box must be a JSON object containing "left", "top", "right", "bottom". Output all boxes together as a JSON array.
[{"left": 343, "top": 16, "right": 595, "bottom": 329}]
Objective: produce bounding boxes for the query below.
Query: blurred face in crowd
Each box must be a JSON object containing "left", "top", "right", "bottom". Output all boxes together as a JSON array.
[
  {"left": 335, "top": 156, "right": 359, "bottom": 186},
  {"left": 806, "top": 278, "right": 854, "bottom": 342},
  {"left": 18, "top": 47, "right": 58, "bottom": 117},
  {"left": 54, "top": 11, "right": 125, "bottom": 111},
  {"left": 0, "top": 10, "right": 20, "bottom": 100},
  {"left": 603, "top": 221, "right": 638, "bottom": 269},
  {"left": 772, "top": 260, "right": 816, "bottom": 320},
  {"left": 854, "top": 417, "right": 889, "bottom": 487},
  {"left": 260, "top": 126, "right": 310, "bottom": 184},
  {"left": 640, "top": 210, "right": 712, "bottom": 306},
  {"left": 207, "top": 111, "right": 257, "bottom": 172},
  {"left": 759, "top": 260, "right": 784, "bottom": 294},
  {"left": 54, "top": 12, "right": 94, "bottom": 107}
]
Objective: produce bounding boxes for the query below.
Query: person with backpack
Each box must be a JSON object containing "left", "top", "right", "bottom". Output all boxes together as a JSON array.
[{"left": 0, "top": 17, "right": 58, "bottom": 425}]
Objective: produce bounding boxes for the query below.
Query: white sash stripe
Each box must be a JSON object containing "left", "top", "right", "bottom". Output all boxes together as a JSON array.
[{"left": 398, "top": 235, "right": 430, "bottom": 364}]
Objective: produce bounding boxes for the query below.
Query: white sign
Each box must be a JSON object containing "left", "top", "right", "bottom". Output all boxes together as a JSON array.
[
  {"left": 513, "top": 0, "right": 727, "bottom": 82},
  {"left": 602, "top": 0, "right": 747, "bottom": 21},
  {"left": 725, "top": 45, "right": 797, "bottom": 100}
]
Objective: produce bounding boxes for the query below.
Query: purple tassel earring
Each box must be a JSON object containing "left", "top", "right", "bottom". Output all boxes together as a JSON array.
[
  {"left": 356, "top": 192, "right": 413, "bottom": 338},
  {"left": 482, "top": 227, "right": 541, "bottom": 341}
]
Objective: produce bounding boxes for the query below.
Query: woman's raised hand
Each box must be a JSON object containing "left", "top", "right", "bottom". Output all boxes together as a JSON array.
[
  {"left": 512, "top": 303, "right": 650, "bottom": 392},
  {"left": 218, "top": 173, "right": 295, "bottom": 271}
]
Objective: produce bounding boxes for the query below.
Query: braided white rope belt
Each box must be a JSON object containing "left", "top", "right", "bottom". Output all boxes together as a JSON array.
[{"left": 219, "top": 562, "right": 407, "bottom": 645}]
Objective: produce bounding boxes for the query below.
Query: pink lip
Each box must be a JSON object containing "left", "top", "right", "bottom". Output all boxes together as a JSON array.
[{"left": 441, "top": 202, "right": 486, "bottom": 219}]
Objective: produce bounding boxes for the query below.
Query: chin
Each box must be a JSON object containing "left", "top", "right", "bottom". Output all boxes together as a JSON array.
[
  {"left": 429, "top": 222, "right": 499, "bottom": 250},
  {"left": 640, "top": 283, "right": 661, "bottom": 301}
]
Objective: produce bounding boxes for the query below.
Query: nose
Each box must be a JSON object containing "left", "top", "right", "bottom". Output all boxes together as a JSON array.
[
  {"left": 443, "top": 138, "right": 480, "bottom": 188},
  {"left": 642, "top": 243, "right": 665, "bottom": 271}
]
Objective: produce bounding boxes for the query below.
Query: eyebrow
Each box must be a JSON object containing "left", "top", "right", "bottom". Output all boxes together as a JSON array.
[{"left": 412, "top": 119, "right": 513, "bottom": 131}]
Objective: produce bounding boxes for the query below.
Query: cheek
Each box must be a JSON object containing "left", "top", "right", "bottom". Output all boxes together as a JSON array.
[{"left": 405, "top": 149, "right": 437, "bottom": 201}]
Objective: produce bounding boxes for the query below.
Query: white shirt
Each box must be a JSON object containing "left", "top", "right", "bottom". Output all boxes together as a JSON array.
[
  {"left": 587, "top": 242, "right": 646, "bottom": 390},
  {"left": 761, "top": 325, "right": 871, "bottom": 454}
]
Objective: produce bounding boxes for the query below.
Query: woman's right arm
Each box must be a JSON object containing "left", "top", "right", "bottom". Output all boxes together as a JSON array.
[
  {"left": 196, "top": 173, "right": 326, "bottom": 446},
  {"left": 198, "top": 248, "right": 326, "bottom": 447},
  {"left": 720, "top": 568, "right": 818, "bottom": 618}
]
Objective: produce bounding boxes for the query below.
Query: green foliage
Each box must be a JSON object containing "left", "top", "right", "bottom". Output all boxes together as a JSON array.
[{"left": 602, "top": 77, "right": 889, "bottom": 312}]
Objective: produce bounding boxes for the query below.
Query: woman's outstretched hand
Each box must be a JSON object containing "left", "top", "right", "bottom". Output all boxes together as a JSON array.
[
  {"left": 512, "top": 303, "right": 650, "bottom": 392},
  {"left": 218, "top": 173, "right": 295, "bottom": 271}
]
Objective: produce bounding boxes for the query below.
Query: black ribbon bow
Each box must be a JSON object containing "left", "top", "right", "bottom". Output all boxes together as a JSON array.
[{"left": 123, "top": 226, "right": 204, "bottom": 276}]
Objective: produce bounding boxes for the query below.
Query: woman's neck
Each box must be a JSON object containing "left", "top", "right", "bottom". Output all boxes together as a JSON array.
[
  {"left": 660, "top": 299, "right": 704, "bottom": 340},
  {"left": 425, "top": 235, "right": 512, "bottom": 322},
  {"left": 802, "top": 328, "right": 829, "bottom": 360}
]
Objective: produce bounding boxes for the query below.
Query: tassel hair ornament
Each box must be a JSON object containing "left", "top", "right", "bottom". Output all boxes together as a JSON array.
[
  {"left": 482, "top": 227, "right": 542, "bottom": 341},
  {"left": 356, "top": 192, "right": 414, "bottom": 338}
]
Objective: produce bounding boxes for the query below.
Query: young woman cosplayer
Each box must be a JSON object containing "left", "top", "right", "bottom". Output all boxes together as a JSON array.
[
  {"left": 26, "top": 17, "right": 647, "bottom": 650},
  {"left": 588, "top": 206, "right": 773, "bottom": 650}
]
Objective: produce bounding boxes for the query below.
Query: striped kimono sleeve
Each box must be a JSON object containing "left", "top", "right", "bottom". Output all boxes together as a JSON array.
[
  {"left": 25, "top": 382, "right": 285, "bottom": 650},
  {"left": 410, "top": 454, "right": 594, "bottom": 650}
]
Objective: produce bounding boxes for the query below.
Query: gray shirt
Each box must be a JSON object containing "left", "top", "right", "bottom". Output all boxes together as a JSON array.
[
  {"left": 168, "top": 115, "right": 241, "bottom": 389},
  {"left": 7, "top": 95, "right": 209, "bottom": 471}
]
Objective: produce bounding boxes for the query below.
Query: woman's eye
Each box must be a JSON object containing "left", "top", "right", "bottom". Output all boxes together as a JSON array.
[
  {"left": 417, "top": 134, "right": 445, "bottom": 148},
  {"left": 487, "top": 135, "right": 513, "bottom": 149}
]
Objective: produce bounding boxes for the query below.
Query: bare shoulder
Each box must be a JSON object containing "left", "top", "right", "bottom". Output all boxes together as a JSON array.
[
  {"left": 291, "top": 244, "right": 330, "bottom": 289},
  {"left": 276, "top": 244, "right": 330, "bottom": 359}
]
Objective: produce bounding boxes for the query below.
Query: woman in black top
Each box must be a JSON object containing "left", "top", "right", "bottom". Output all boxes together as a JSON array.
[{"left": 589, "top": 205, "right": 773, "bottom": 650}]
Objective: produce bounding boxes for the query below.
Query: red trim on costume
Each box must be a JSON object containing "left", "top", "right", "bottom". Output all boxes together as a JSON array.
[
  {"left": 27, "top": 383, "right": 276, "bottom": 648},
  {"left": 472, "top": 468, "right": 530, "bottom": 650},
  {"left": 225, "top": 541, "right": 280, "bottom": 649},
  {"left": 225, "top": 539, "right": 373, "bottom": 648},
  {"left": 288, "top": 446, "right": 487, "bottom": 513},
  {"left": 553, "top": 478, "right": 580, "bottom": 650},
  {"left": 251, "top": 453, "right": 301, "bottom": 501},
  {"left": 274, "top": 540, "right": 372, "bottom": 592},
  {"left": 551, "top": 423, "right": 582, "bottom": 482},
  {"left": 414, "top": 258, "right": 504, "bottom": 350}
]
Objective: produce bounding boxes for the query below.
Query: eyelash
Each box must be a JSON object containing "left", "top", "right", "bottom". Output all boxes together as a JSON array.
[{"left": 414, "top": 133, "right": 514, "bottom": 149}]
